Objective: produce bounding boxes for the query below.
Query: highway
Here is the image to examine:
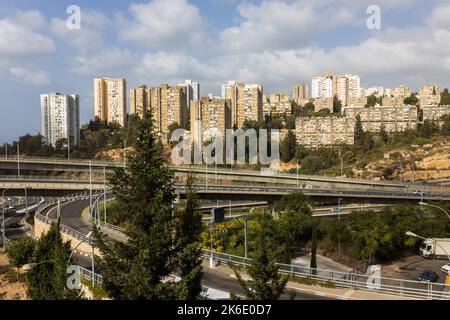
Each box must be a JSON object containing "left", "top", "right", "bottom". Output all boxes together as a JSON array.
[
  {"left": 42, "top": 196, "right": 332, "bottom": 300},
  {"left": 1, "top": 196, "right": 41, "bottom": 241}
]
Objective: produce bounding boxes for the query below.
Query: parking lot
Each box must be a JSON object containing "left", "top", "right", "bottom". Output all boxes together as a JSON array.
[{"left": 381, "top": 254, "right": 450, "bottom": 284}]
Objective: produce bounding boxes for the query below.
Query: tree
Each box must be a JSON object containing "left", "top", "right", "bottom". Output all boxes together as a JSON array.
[
  {"left": 174, "top": 173, "right": 203, "bottom": 300},
  {"left": 26, "top": 221, "right": 82, "bottom": 300},
  {"left": 276, "top": 193, "right": 313, "bottom": 263},
  {"left": 310, "top": 221, "right": 319, "bottom": 272},
  {"left": 404, "top": 94, "right": 418, "bottom": 106},
  {"left": 333, "top": 96, "right": 342, "bottom": 114},
  {"left": 93, "top": 109, "right": 178, "bottom": 299},
  {"left": 7, "top": 237, "right": 35, "bottom": 276},
  {"left": 379, "top": 124, "right": 389, "bottom": 144},
  {"left": 354, "top": 114, "right": 365, "bottom": 146},
  {"left": 365, "top": 94, "right": 381, "bottom": 107},
  {"left": 233, "top": 213, "right": 288, "bottom": 300},
  {"left": 280, "top": 130, "right": 296, "bottom": 163}
]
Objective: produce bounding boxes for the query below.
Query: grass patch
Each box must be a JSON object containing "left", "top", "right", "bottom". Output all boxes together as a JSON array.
[{"left": 81, "top": 279, "right": 109, "bottom": 300}]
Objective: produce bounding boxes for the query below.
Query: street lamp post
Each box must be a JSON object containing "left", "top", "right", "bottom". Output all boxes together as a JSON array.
[
  {"left": 66, "top": 231, "right": 95, "bottom": 286},
  {"left": 419, "top": 202, "right": 450, "bottom": 221},
  {"left": 244, "top": 217, "right": 248, "bottom": 259}
]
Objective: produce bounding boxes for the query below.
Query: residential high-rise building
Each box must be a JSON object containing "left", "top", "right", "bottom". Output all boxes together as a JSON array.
[
  {"left": 263, "top": 93, "right": 291, "bottom": 117},
  {"left": 130, "top": 85, "right": 151, "bottom": 118},
  {"left": 392, "top": 85, "right": 411, "bottom": 98},
  {"left": 346, "top": 74, "right": 361, "bottom": 101},
  {"left": 311, "top": 76, "right": 333, "bottom": 99},
  {"left": 180, "top": 80, "right": 200, "bottom": 109},
  {"left": 94, "top": 77, "right": 127, "bottom": 126},
  {"left": 149, "top": 84, "right": 188, "bottom": 135},
  {"left": 292, "top": 83, "right": 309, "bottom": 104},
  {"left": 40, "top": 93, "right": 80, "bottom": 147},
  {"left": 222, "top": 81, "right": 263, "bottom": 128},
  {"left": 419, "top": 84, "right": 441, "bottom": 106},
  {"left": 336, "top": 76, "right": 348, "bottom": 105},
  {"left": 190, "top": 97, "right": 231, "bottom": 141}
]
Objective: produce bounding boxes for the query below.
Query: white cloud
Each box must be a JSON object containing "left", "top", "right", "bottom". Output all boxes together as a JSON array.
[
  {"left": 428, "top": 4, "right": 450, "bottom": 28},
  {"left": 70, "top": 47, "right": 135, "bottom": 76},
  {"left": 218, "top": 0, "right": 356, "bottom": 53},
  {"left": 49, "top": 10, "right": 108, "bottom": 53},
  {"left": 0, "top": 12, "right": 54, "bottom": 57},
  {"left": 118, "top": 0, "right": 206, "bottom": 50},
  {"left": 9, "top": 66, "right": 50, "bottom": 86}
]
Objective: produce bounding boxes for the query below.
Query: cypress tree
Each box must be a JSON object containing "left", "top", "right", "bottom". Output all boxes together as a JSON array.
[
  {"left": 174, "top": 173, "right": 203, "bottom": 300},
  {"left": 93, "top": 109, "right": 178, "bottom": 299}
]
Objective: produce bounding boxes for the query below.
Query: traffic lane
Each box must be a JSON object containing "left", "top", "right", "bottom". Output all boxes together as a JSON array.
[
  {"left": 46, "top": 199, "right": 92, "bottom": 235},
  {"left": 202, "top": 267, "right": 331, "bottom": 300}
]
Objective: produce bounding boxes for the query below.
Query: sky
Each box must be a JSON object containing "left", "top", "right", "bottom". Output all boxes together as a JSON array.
[{"left": 1, "top": 0, "right": 450, "bottom": 143}]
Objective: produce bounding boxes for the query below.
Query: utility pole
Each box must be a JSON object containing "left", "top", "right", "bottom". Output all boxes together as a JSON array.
[
  {"left": 4, "top": 143, "right": 7, "bottom": 160},
  {"left": 206, "top": 162, "right": 208, "bottom": 190},
  {"left": 67, "top": 135, "right": 70, "bottom": 163},
  {"left": 244, "top": 217, "right": 248, "bottom": 259},
  {"left": 17, "top": 144, "right": 20, "bottom": 177},
  {"left": 89, "top": 160, "right": 92, "bottom": 219},
  {"left": 103, "top": 166, "right": 107, "bottom": 223},
  {"left": 296, "top": 159, "right": 299, "bottom": 188}
]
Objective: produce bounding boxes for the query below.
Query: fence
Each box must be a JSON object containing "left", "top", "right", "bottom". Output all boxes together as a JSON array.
[{"left": 202, "top": 249, "right": 450, "bottom": 300}]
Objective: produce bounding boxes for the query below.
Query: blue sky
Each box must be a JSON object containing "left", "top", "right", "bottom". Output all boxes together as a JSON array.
[{"left": 1, "top": 0, "right": 450, "bottom": 143}]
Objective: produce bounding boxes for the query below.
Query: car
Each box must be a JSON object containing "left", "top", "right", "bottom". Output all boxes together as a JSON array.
[
  {"left": 330, "top": 207, "right": 341, "bottom": 213},
  {"left": 418, "top": 270, "right": 438, "bottom": 282},
  {"left": 8, "top": 223, "right": 22, "bottom": 228},
  {"left": 441, "top": 263, "right": 450, "bottom": 274}
]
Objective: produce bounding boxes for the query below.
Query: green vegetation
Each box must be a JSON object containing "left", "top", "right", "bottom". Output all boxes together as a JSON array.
[
  {"left": 404, "top": 93, "right": 419, "bottom": 105},
  {"left": 232, "top": 212, "right": 288, "bottom": 300},
  {"left": 7, "top": 237, "right": 35, "bottom": 276},
  {"left": 26, "top": 221, "right": 83, "bottom": 300},
  {"left": 0, "top": 114, "right": 144, "bottom": 160},
  {"left": 200, "top": 192, "right": 450, "bottom": 266},
  {"left": 93, "top": 109, "right": 204, "bottom": 300}
]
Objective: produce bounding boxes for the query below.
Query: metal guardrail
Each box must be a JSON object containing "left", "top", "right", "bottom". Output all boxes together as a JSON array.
[
  {"left": 32, "top": 191, "right": 450, "bottom": 300},
  {"left": 79, "top": 266, "right": 103, "bottom": 284},
  {"left": 34, "top": 191, "right": 99, "bottom": 244},
  {"left": 202, "top": 249, "right": 450, "bottom": 300}
]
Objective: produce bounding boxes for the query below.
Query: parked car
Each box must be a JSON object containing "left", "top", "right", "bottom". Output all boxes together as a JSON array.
[
  {"left": 330, "top": 207, "right": 341, "bottom": 213},
  {"left": 418, "top": 270, "right": 438, "bottom": 282},
  {"left": 441, "top": 263, "right": 450, "bottom": 274}
]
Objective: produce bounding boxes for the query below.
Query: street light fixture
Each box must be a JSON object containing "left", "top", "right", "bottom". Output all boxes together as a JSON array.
[
  {"left": 419, "top": 202, "right": 450, "bottom": 221},
  {"left": 405, "top": 231, "right": 450, "bottom": 262}
]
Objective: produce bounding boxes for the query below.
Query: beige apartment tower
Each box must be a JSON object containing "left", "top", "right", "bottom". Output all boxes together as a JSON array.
[
  {"left": 94, "top": 77, "right": 127, "bottom": 126},
  {"left": 223, "top": 81, "right": 263, "bottom": 128},
  {"left": 292, "top": 83, "right": 309, "bottom": 104},
  {"left": 149, "top": 84, "right": 187, "bottom": 135},
  {"left": 130, "top": 85, "right": 151, "bottom": 117},
  {"left": 190, "top": 97, "right": 231, "bottom": 142}
]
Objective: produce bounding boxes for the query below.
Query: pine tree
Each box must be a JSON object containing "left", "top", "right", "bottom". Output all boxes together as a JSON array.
[
  {"left": 233, "top": 213, "right": 288, "bottom": 300},
  {"left": 93, "top": 109, "right": 178, "bottom": 299},
  {"left": 354, "top": 114, "right": 364, "bottom": 147},
  {"left": 174, "top": 173, "right": 203, "bottom": 300},
  {"left": 280, "top": 130, "right": 296, "bottom": 163},
  {"left": 26, "top": 221, "right": 82, "bottom": 300}
]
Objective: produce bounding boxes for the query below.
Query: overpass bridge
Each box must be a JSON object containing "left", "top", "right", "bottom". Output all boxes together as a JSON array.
[
  {"left": 1, "top": 175, "right": 450, "bottom": 204},
  {"left": 0, "top": 156, "right": 444, "bottom": 194}
]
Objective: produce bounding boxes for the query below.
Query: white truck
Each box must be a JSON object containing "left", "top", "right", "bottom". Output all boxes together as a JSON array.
[{"left": 419, "top": 238, "right": 450, "bottom": 259}]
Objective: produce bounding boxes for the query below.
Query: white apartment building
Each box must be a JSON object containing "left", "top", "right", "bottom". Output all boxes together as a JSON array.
[
  {"left": 311, "top": 77, "right": 333, "bottom": 99},
  {"left": 180, "top": 80, "right": 200, "bottom": 108},
  {"left": 40, "top": 93, "right": 80, "bottom": 147}
]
